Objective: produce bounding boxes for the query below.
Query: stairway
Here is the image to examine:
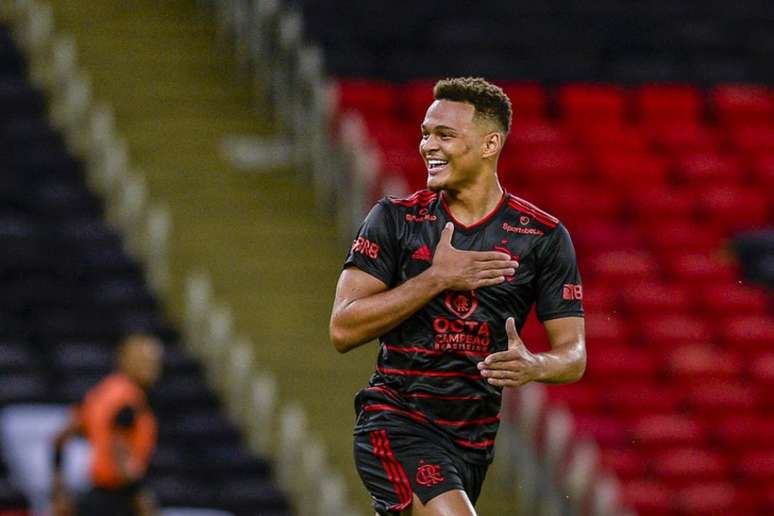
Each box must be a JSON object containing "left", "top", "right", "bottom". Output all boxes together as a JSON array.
[{"left": 45, "top": 1, "right": 384, "bottom": 512}]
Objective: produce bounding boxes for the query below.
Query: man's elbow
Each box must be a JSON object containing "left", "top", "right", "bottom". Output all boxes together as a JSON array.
[
  {"left": 569, "top": 344, "right": 587, "bottom": 382},
  {"left": 329, "top": 321, "right": 355, "bottom": 353}
]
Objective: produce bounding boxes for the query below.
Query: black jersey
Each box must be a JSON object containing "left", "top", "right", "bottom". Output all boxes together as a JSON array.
[{"left": 343, "top": 190, "right": 584, "bottom": 464}]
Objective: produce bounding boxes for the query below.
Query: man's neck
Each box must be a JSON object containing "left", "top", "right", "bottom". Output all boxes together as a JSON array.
[{"left": 443, "top": 177, "right": 504, "bottom": 226}]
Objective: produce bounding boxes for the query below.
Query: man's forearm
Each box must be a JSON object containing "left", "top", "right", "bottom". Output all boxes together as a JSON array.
[
  {"left": 533, "top": 339, "right": 586, "bottom": 384},
  {"left": 331, "top": 268, "right": 446, "bottom": 352}
]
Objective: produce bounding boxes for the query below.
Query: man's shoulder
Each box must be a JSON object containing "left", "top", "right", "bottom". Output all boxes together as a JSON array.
[
  {"left": 379, "top": 189, "right": 441, "bottom": 223},
  {"left": 503, "top": 193, "right": 561, "bottom": 234},
  {"left": 383, "top": 189, "right": 439, "bottom": 209}
]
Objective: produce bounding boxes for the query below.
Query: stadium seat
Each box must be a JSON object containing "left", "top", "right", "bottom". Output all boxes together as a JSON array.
[
  {"left": 557, "top": 83, "right": 627, "bottom": 123},
  {"left": 695, "top": 185, "right": 770, "bottom": 233},
  {"left": 508, "top": 121, "right": 568, "bottom": 149},
  {"left": 400, "top": 80, "right": 436, "bottom": 123},
  {"left": 619, "top": 480, "right": 673, "bottom": 516},
  {"left": 585, "top": 347, "right": 658, "bottom": 384},
  {"left": 497, "top": 81, "right": 548, "bottom": 121},
  {"left": 620, "top": 282, "right": 693, "bottom": 315},
  {"left": 698, "top": 282, "right": 770, "bottom": 316},
  {"left": 684, "top": 382, "right": 760, "bottom": 416},
  {"left": 513, "top": 148, "right": 589, "bottom": 185},
  {"left": 604, "top": 383, "right": 682, "bottom": 416},
  {"left": 674, "top": 152, "right": 746, "bottom": 185},
  {"left": 637, "top": 314, "right": 715, "bottom": 348},
  {"left": 728, "top": 123, "right": 774, "bottom": 154},
  {"left": 714, "top": 416, "right": 774, "bottom": 451},
  {"left": 598, "top": 448, "right": 646, "bottom": 481},
  {"left": 664, "top": 345, "right": 743, "bottom": 383},
  {"left": 650, "top": 448, "right": 729, "bottom": 486},
  {"left": 587, "top": 250, "right": 659, "bottom": 282},
  {"left": 718, "top": 315, "right": 774, "bottom": 352},
  {"left": 648, "top": 122, "right": 719, "bottom": 153},
  {"left": 571, "top": 121, "right": 648, "bottom": 153},
  {"left": 631, "top": 415, "right": 706, "bottom": 449},
  {"left": 333, "top": 79, "right": 398, "bottom": 120},
  {"left": 635, "top": 84, "right": 702, "bottom": 123},
  {"left": 662, "top": 251, "right": 738, "bottom": 283},
  {"left": 594, "top": 152, "right": 669, "bottom": 187},
  {"left": 674, "top": 482, "right": 741, "bottom": 515},
  {"left": 710, "top": 85, "right": 774, "bottom": 124}
]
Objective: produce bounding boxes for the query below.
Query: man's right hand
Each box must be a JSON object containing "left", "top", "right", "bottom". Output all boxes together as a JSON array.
[{"left": 431, "top": 222, "right": 518, "bottom": 291}]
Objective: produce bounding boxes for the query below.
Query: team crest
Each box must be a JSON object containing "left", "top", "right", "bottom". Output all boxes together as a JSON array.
[
  {"left": 416, "top": 460, "right": 444, "bottom": 487},
  {"left": 444, "top": 290, "right": 478, "bottom": 319}
]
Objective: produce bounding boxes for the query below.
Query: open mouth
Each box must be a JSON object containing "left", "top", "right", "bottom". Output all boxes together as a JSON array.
[{"left": 426, "top": 158, "right": 448, "bottom": 174}]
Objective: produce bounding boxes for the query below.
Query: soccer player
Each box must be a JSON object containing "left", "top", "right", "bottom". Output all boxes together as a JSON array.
[
  {"left": 51, "top": 334, "right": 163, "bottom": 516},
  {"left": 330, "top": 77, "right": 586, "bottom": 516}
]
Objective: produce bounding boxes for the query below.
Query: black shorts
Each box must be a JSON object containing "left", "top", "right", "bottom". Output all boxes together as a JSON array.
[
  {"left": 77, "top": 485, "right": 138, "bottom": 516},
  {"left": 353, "top": 419, "right": 488, "bottom": 515}
]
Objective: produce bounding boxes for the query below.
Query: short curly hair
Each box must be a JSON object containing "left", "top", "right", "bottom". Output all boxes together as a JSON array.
[{"left": 433, "top": 77, "right": 513, "bottom": 134}]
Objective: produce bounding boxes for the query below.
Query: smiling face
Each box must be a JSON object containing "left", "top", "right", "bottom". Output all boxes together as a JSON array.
[{"left": 420, "top": 99, "right": 500, "bottom": 193}]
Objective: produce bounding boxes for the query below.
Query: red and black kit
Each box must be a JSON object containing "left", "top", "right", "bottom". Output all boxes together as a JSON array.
[{"left": 344, "top": 190, "right": 583, "bottom": 512}]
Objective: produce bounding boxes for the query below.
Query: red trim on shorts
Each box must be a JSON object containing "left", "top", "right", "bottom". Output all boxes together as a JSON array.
[
  {"left": 383, "top": 345, "right": 489, "bottom": 357},
  {"left": 434, "top": 414, "right": 500, "bottom": 427},
  {"left": 454, "top": 438, "right": 496, "bottom": 449},
  {"left": 370, "top": 430, "right": 413, "bottom": 510},
  {"left": 364, "top": 403, "right": 430, "bottom": 424},
  {"left": 378, "top": 367, "right": 483, "bottom": 380}
]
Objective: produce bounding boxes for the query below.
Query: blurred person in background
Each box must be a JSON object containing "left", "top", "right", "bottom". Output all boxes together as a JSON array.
[
  {"left": 51, "top": 334, "right": 163, "bottom": 516},
  {"left": 330, "top": 77, "right": 586, "bottom": 515}
]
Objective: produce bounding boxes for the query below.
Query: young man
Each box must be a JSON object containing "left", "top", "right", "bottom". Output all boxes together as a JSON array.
[
  {"left": 51, "top": 334, "right": 163, "bottom": 516},
  {"left": 330, "top": 77, "right": 586, "bottom": 516}
]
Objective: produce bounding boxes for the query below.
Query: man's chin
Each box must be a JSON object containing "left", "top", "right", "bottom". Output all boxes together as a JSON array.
[{"left": 426, "top": 176, "right": 444, "bottom": 192}]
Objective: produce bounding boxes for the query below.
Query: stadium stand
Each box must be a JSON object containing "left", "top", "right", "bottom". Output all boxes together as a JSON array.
[
  {"left": 296, "top": 1, "right": 774, "bottom": 513},
  {"left": 0, "top": 18, "right": 291, "bottom": 516}
]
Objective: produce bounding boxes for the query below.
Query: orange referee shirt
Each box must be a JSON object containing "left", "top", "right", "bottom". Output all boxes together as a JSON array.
[{"left": 74, "top": 373, "right": 157, "bottom": 488}]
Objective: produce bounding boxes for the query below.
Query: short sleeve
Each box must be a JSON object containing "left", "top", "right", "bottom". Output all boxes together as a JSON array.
[
  {"left": 343, "top": 200, "right": 399, "bottom": 286},
  {"left": 534, "top": 224, "right": 584, "bottom": 322}
]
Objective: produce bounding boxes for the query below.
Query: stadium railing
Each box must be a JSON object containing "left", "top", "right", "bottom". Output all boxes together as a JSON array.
[{"left": 3, "top": 1, "right": 358, "bottom": 514}]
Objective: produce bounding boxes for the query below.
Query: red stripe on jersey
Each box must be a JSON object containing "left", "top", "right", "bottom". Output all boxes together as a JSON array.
[
  {"left": 508, "top": 195, "right": 559, "bottom": 228},
  {"left": 366, "top": 385, "right": 403, "bottom": 402},
  {"left": 403, "top": 392, "right": 484, "bottom": 401},
  {"left": 434, "top": 414, "right": 500, "bottom": 427},
  {"left": 378, "top": 367, "right": 483, "bottom": 380},
  {"left": 454, "top": 438, "right": 496, "bottom": 449},
  {"left": 389, "top": 190, "right": 437, "bottom": 207},
  {"left": 383, "top": 345, "right": 489, "bottom": 357},
  {"left": 441, "top": 192, "right": 507, "bottom": 230},
  {"left": 370, "top": 431, "right": 412, "bottom": 508},
  {"left": 364, "top": 403, "right": 429, "bottom": 424}
]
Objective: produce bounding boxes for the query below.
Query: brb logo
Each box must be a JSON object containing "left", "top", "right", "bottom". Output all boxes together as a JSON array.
[
  {"left": 351, "top": 237, "right": 380, "bottom": 259},
  {"left": 562, "top": 283, "right": 583, "bottom": 300},
  {"left": 416, "top": 460, "right": 444, "bottom": 487},
  {"left": 433, "top": 291, "right": 491, "bottom": 352}
]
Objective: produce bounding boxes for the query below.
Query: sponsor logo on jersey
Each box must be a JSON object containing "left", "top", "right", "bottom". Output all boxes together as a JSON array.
[
  {"left": 405, "top": 208, "right": 438, "bottom": 222},
  {"left": 520, "top": 215, "right": 530, "bottom": 225},
  {"left": 562, "top": 283, "right": 583, "bottom": 300},
  {"left": 444, "top": 291, "right": 478, "bottom": 319},
  {"left": 411, "top": 245, "right": 433, "bottom": 262},
  {"left": 351, "top": 236, "right": 380, "bottom": 259},
  {"left": 502, "top": 222, "right": 544, "bottom": 236},
  {"left": 416, "top": 460, "right": 444, "bottom": 487}
]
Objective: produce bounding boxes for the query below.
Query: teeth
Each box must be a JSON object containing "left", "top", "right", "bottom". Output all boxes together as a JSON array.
[{"left": 428, "top": 159, "right": 448, "bottom": 167}]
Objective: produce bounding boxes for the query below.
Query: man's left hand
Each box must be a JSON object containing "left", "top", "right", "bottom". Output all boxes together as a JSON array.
[{"left": 478, "top": 317, "right": 540, "bottom": 388}]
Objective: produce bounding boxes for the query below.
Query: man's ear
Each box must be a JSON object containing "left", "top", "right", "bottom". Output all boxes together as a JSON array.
[{"left": 481, "top": 131, "right": 503, "bottom": 159}]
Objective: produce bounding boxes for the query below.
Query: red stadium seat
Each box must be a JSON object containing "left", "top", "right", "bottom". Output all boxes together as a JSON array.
[
  {"left": 604, "top": 383, "right": 682, "bottom": 416},
  {"left": 498, "top": 81, "right": 548, "bottom": 121},
  {"left": 710, "top": 85, "right": 774, "bottom": 124},
  {"left": 366, "top": 118, "right": 419, "bottom": 151},
  {"left": 513, "top": 148, "right": 589, "bottom": 184},
  {"left": 750, "top": 153, "right": 774, "bottom": 189},
  {"left": 599, "top": 448, "right": 647, "bottom": 481},
  {"left": 631, "top": 415, "right": 707, "bottom": 449},
  {"left": 571, "top": 223, "right": 643, "bottom": 254},
  {"left": 640, "top": 221, "right": 721, "bottom": 254},
  {"left": 401, "top": 79, "right": 437, "bottom": 123},
  {"left": 549, "top": 383, "right": 600, "bottom": 412},
  {"left": 541, "top": 184, "right": 626, "bottom": 225},
  {"left": 594, "top": 152, "right": 670, "bottom": 188},
  {"left": 579, "top": 285, "right": 617, "bottom": 315},
  {"left": 674, "top": 152, "right": 746, "bottom": 185},
  {"left": 627, "top": 186, "right": 697, "bottom": 222},
  {"left": 662, "top": 251, "right": 738, "bottom": 283},
  {"left": 650, "top": 448, "right": 729, "bottom": 486},
  {"left": 620, "top": 282, "right": 694, "bottom": 315},
  {"left": 509, "top": 121, "right": 569, "bottom": 149},
  {"left": 675, "top": 482, "right": 741, "bottom": 515},
  {"left": 557, "top": 83, "right": 627, "bottom": 123},
  {"left": 685, "top": 382, "right": 760, "bottom": 416},
  {"left": 648, "top": 122, "right": 719, "bottom": 153},
  {"left": 572, "top": 414, "right": 628, "bottom": 447},
  {"left": 637, "top": 314, "right": 715, "bottom": 348},
  {"left": 334, "top": 79, "right": 399, "bottom": 120},
  {"left": 715, "top": 416, "right": 774, "bottom": 451},
  {"left": 585, "top": 347, "right": 658, "bottom": 383},
  {"left": 587, "top": 250, "right": 660, "bottom": 283},
  {"left": 749, "top": 352, "right": 774, "bottom": 387},
  {"left": 719, "top": 315, "right": 774, "bottom": 352},
  {"left": 695, "top": 185, "right": 770, "bottom": 233},
  {"left": 698, "top": 282, "right": 770, "bottom": 316},
  {"left": 736, "top": 450, "right": 774, "bottom": 485},
  {"left": 636, "top": 84, "right": 703, "bottom": 123},
  {"left": 571, "top": 121, "right": 648, "bottom": 153},
  {"left": 665, "top": 345, "right": 743, "bottom": 383},
  {"left": 583, "top": 314, "right": 630, "bottom": 349},
  {"left": 728, "top": 123, "right": 774, "bottom": 154},
  {"left": 620, "top": 481, "right": 673, "bottom": 516}
]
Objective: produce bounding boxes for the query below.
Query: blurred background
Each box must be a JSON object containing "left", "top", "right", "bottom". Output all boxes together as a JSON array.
[{"left": 0, "top": 1, "right": 772, "bottom": 515}]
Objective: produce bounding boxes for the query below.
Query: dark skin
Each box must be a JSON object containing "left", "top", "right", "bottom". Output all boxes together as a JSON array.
[
  {"left": 330, "top": 99, "right": 586, "bottom": 516},
  {"left": 51, "top": 336, "right": 162, "bottom": 516}
]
